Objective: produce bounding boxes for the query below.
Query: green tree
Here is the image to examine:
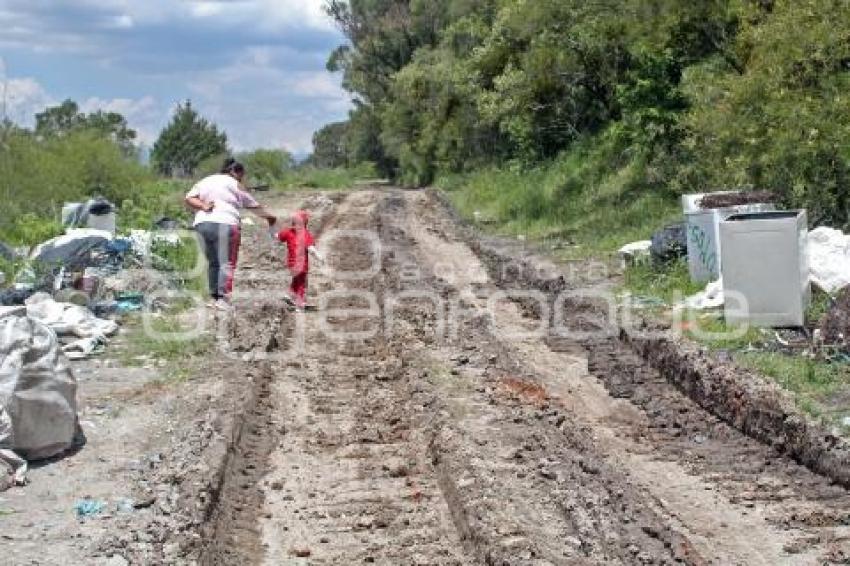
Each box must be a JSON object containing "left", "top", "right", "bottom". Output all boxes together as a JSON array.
[
  {"left": 34, "top": 99, "right": 137, "bottom": 154},
  {"left": 310, "top": 121, "right": 350, "bottom": 168},
  {"left": 680, "top": 0, "right": 850, "bottom": 225},
  {"left": 34, "top": 100, "right": 84, "bottom": 136},
  {"left": 151, "top": 100, "right": 227, "bottom": 177}
]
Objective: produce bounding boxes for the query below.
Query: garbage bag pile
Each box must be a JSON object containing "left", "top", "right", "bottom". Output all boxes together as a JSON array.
[
  {"left": 650, "top": 222, "right": 687, "bottom": 265},
  {"left": 0, "top": 228, "right": 135, "bottom": 307},
  {"left": 25, "top": 292, "right": 119, "bottom": 339},
  {"left": 0, "top": 306, "right": 79, "bottom": 489}
]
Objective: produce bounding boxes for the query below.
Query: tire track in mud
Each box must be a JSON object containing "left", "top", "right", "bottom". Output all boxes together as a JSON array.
[
  {"left": 196, "top": 188, "right": 850, "bottom": 565},
  {"left": 415, "top": 191, "right": 850, "bottom": 563},
  {"left": 255, "top": 191, "right": 470, "bottom": 564},
  {"left": 385, "top": 192, "right": 702, "bottom": 564},
  {"left": 196, "top": 193, "right": 342, "bottom": 565}
]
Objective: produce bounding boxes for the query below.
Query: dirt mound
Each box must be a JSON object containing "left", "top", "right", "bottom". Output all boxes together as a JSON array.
[{"left": 698, "top": 190, "right": 777, "bottom": 209}]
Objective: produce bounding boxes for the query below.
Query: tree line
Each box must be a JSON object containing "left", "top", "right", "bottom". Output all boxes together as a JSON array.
[
  {"left": 0, "top": 99, "right": 300, "bottom": 243},
  {"left": 315, "top": 0, "right": 850, "bottom": 226}
]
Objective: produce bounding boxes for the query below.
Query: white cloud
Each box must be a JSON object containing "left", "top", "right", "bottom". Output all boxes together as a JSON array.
[
  {"left": 0, "top": 1, "right": 348, "bottom": 153},
  {"left": 1, "top": 77, "right": 54, "bottom": 125},
  {"left": 80, "top": 95, "right": 165, "bottom": 144},
  {"left": 251, "top": 0, "right": 335, "bottom": 32},
  {"left": 184, "top": 46, "right": 351, "bottom": 153},
  {"left": 291, "top": 72, "right": 347, "bottom": 99},
  {"left": 105, "top": 14, "right": 134, "bottom": 29}
]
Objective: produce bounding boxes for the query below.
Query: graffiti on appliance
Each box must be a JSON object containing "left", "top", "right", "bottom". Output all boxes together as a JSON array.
[{"left": 689, "top": 224, "right": 717, "bottom": 273}]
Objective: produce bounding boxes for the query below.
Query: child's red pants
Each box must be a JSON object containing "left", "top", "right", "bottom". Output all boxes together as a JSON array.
[{"left": 290, "top": 271, "right": 308, "bottom": 307}]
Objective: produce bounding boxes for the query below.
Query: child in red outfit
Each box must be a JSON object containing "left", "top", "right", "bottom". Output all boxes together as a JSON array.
[{"left": 272, "top": 210, "right": 323, "bottom": 309}]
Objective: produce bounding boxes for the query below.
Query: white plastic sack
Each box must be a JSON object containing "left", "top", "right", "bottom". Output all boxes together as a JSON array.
[
  {"left": 680, "top": 278, "right": 725, "bottom": 311},
  {"left": 25, "top": 292, "right": 118, "bottom": 339},
  {"left": 808, "top": 227, "right": 850, "bottom": 294},
  {"left": 0, "top": 307, "right": 78, "bottom": 461},
  {"left": 618, "top": 240, "right": 652, "bottom": 268}
]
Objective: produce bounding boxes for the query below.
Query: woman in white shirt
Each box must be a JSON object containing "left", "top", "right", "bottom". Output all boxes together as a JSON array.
[{"left": 185, "top": 158, "right": 276, "bottom": 309}]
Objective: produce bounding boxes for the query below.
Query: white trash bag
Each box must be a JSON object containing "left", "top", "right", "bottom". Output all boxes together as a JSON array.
[
  {"left": 25, "top": 292, "right": 118, "bottom": 339},
  {"left": 0, "top": 306, "right": 78, "bottom": 461}
]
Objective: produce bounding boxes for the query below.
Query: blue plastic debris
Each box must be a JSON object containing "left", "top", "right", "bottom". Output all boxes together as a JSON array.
[
  {"left": 74, "top": 498, "right": 106, "bottom": 518},
  {"left": 116, "top": 498, "right": 135, "bottom": 513}
]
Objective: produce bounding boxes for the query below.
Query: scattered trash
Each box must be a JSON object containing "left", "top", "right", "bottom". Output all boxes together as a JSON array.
[
  {"left": 91, "top": 300, "right": 119, "bottom": 318},
  {"left": 75, "top": 496, "right": 148, "bottom": 516},
  {"left": 0, "top": 307, "right": 79, "bottom": 462},
  {"left": 106, "top": 238, "right": 133, "bottom": 256},
  {"left": 1, "top": 407, "right": 28, "bottom": 490},
  {"left": 618, "top": 240, "right": 652, "bottom": 269},
  {"left": 622, "top": 293, "right": 667, "bottom": 309},
  {"left": 472, "top": 210, "right": 496, "bottom": 225},
  {"left": 132, "top": 496, "right": 156, "bottom": 509},
  {"left": 115, "top": 292, "right": 144, "bottom": 313},
  {"left": 720, "top": 210, "right": 810, "bottom": 327},
  {"left": 680, "top": 278, "right": 725, "bottom": 311},
  {"left": 116, "top": 498, "right": 135, "bottom": 513},
  {"left": 0, "top": 288, "right": 35, "bottom": 307},
  {"left": 685, "top": 203, "right": 775, "bottom": 283},
  {"left": 62, "top": 198, "right": 117, "bottom": 235},
  {"left": 808, "top": 226, "right": 850, "bottom": 294},
  {"left": 25, "top": 292, "right": 119, "bottom": 339},
  {"left": 74, "top": 498, "right": 106, "bottom": 518},
  {"left": 31, "top": 229, "right": 112, "bottom": 269},
  {"left": 102, "top": 269, "right": 167, "bottom": 296},
  {"left": 650, "top": 222, "right": 687, "bottom": 265},
  {"left": 63, "top": 335, "right": 107, "bottom": 361},
  {"left": 128, "top": 230, "right": 182, "bottom": 259}
]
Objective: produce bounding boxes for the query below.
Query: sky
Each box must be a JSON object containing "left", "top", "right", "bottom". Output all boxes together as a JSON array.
[{"left": 0, "top": 0, "right": 352, "bottom": 157}]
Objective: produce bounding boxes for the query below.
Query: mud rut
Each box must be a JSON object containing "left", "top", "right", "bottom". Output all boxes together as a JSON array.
[{"left": 196, "top": 189, "right": 850, "bottom": 565}]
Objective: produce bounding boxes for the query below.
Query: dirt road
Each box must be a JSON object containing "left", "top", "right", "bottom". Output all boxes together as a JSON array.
[
  {"left": 14, "top": 187, "right": 841, "bottom": 565},
  {"left": 157, "top": 187, "right": 848, "bottom": 565}
]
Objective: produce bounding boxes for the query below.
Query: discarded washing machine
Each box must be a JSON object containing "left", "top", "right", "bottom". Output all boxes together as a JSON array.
[
  {"left": 720, "top": 210, "right": 810, "bottom": 327},
  {"left": 682, "top": 192, "right": 775, "bottom": 283},
  {"left": 62, "top": 198, "right": 117, "bottom": 236}
]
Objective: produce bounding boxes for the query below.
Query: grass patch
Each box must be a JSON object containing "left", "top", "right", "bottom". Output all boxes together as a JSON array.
[
  {"left": 736, "top": 352, "right": 850, "bottom": 422},
  {"left": 118, "top": 314, "right": 214, "bottom": 368},
  {"left": 150, "top": 234, "right": 207, "bottom": 296},
  {"left": 683, "top": 313, "right": 850, "bottom": 424},
  {"left": 118, "top": 179, "right": 190, "bottom": 232},
  {"left": 736, "top": 352, "right": 846, "bottom": 398},
  {"left": 438, "top": 131, "right": 681, "bottom": 257},
  {"left": 623, "top": 259, "right": 704, "bottom": 305},
  {"left": 274, "top": 163, "right": 379, "bottom": 191},
  {"left": 682, "top": 314, "right": 765, "bottom": 351}
]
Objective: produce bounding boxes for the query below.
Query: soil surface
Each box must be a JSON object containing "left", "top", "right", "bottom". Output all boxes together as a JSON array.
[{"left": 4, "top": 188, "right": 850, "bottom": 565}]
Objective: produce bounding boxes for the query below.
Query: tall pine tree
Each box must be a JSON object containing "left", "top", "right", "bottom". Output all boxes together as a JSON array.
[{"left": 151, "top": 100, "right": 227, "bottom": 177}]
